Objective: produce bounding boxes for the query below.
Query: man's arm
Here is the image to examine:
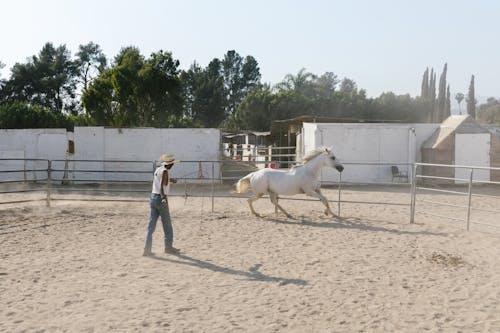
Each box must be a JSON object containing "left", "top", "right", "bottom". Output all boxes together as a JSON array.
[{"left": 161, "top": 169, "right": 168, "bottom": 200}]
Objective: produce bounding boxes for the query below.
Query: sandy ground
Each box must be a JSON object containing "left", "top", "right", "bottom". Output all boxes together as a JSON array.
[{"left": 1, "top": 186, "right": 500, "bottom": 332}]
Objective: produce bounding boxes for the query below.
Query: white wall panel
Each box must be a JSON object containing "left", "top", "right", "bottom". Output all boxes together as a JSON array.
[{"left": 302, "top": 123, "right": 439, "bottom": 183}]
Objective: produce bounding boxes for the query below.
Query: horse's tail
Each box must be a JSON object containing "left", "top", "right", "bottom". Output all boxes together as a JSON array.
[{"left": 231, "top": 172, "right": 254, "bottom": 194}]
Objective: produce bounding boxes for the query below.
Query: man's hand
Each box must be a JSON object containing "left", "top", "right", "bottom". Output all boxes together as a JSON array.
[{"left": 170, "top": 178, "right": 177, "bottom": 184}]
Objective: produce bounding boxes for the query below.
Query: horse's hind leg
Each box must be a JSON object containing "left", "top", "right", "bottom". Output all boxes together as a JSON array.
[
  {"left": 269, "top": 191, "right": 293, "bottom": 219},
  {"left": 248, "top": 193, "right": 264, "bottom": 217}
]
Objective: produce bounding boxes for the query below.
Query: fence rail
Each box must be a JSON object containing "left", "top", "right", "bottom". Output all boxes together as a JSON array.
[
  {"left": 1, "top": 158, "right": 413, "bottom": 213},
  {"left": 410, "top": 162, "right": 500, "bottom": 231},
  {"left": 2, "top": 159, "right": 499, "bottom": 233}
]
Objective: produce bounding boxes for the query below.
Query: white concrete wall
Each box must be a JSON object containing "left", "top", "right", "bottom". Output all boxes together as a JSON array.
[
  {"left": 71, "top": 127, "right": 221, "bottom": 183},
  {"left": 0, "top": 129, "right": 68, "bottom": 181},
  {"left": 301, "top": 123, "right": 439, "bottom": 183},
  {"left": 0, "top": 127, "right": 221, "bottom": 184}
]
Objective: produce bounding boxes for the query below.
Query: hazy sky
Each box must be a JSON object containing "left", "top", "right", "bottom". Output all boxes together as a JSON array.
[{"left": 1, "top": 0, "right": 499, "bottom": 99}]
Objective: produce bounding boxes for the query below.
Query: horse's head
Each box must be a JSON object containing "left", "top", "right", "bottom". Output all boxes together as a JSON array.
[{"left": 323, "top": 146, "right": 344, "bottom": 173}]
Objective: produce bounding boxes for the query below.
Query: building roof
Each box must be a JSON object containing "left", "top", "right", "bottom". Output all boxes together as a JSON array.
[
  {"left": 223, "top": 131, "right": 270, "bottom": 139},
  {"left": 422, "top": 115, "right": 490, "bottom": 149}
]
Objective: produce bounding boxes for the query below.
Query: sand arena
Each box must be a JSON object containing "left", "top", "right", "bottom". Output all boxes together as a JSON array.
[{"left": 1, "top": 186, "right": 500, "bottom": 332}]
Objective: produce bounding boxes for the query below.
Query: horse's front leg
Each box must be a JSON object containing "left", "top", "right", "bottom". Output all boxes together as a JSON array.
[
  {"left": 304, "top": 188, "right": 337, "bottom": 217},
  {"left": 269, "top": 191, "right": 293, "bottom": 219}
]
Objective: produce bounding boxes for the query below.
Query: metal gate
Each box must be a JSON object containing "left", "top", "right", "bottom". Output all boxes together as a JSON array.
[{"left": 410, "top": 163, "right": 500, "bottom": 230}]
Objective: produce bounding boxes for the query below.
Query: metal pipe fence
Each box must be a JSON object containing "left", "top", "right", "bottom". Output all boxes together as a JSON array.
[
  {"left": 1, "top": 158, "right": 413, "bottom": 217},
  {"left": 410, "top": 163, "right": 500, "bottom": 231},
  {"left": 3, "top": 158, "right": 499, "bottom": 233}
]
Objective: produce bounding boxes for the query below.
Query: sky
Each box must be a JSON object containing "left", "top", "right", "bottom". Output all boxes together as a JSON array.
[{"left": 1, "top": 0, "right": 499, "bottom": 100}]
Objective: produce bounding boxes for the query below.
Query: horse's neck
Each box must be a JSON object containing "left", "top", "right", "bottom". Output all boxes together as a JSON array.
[{"left": 303, "top": 154, "right": 326, "bottom": 178}]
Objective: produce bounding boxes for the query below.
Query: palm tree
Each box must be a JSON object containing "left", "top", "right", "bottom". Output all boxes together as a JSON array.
[
  {"left": 275, "top": 68, "right": 316, "bottom": 93},
  {"left": 455, "top": 92, "right": 464, "bottom": 115}
]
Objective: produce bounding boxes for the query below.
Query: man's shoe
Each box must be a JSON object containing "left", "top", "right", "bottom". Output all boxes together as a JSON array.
[
  {"left": 164, "top": 246, "right": 180, "bottom": 254},
  {"left": 143, "top": 250, "right": 154, "bottom": 257}
]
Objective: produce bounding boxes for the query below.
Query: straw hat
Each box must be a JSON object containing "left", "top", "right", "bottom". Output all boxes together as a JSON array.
[{"left": 159, "top": 153, "right": 178, "bottom": 166}]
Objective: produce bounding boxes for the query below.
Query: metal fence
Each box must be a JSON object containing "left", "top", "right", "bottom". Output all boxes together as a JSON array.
[
  {"left": 3, "top": 158, "right": 499, "bottom": 232},
  {"left": 410, "top": 163, "right": 500, "bottom": 230},
  {"left": 1, "top": 158, "right": 412, "bottom": 216}
]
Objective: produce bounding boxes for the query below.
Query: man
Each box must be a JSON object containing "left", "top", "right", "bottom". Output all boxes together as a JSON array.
[{"left": 143, "top": 153, "right": 179, "bottom": 256}]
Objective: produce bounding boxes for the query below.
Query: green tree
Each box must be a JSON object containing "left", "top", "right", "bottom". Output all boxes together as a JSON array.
[
  {"left": 429, "top": 69, "right": 436, "bottom": 122},
  {"left": 81, "top": 71, "right": 115, "bottom": 125},
  {"left": 191, "top": 58, "right": 226, "bottom": 127},
  {"left": 276, "top": 68, "right": 316, "bottom": 95},
  {"left": 437, "top": 63, "right": 448, "bottom": 122},
  {"left": 0, "top": 101, "right": 73, "bottom": 130},
  {"left": 312, "top": 72, "right": 339, "bottom": 116},
  {"left": 466, "top": 75, "right": 476, "bottom": 118},
  {"left": 138, "top": 50, "right": 183, "bottom": 126},
  {"left": 222, "top": 50, "right": 261, "bottom": 116},
  {"left": 82, "top": 47, "right": 184, "bottom": 127},
  {"left": 420, "top": 67, "right": 429, "bottom": 100},
  {"left": 0, "top": 61, "right": 4, "bottom": 91},
  {"left": 477, "top": 98, "right": 500, "bottom": 125},
  {"left": 180, "top": 61, "right": 203, "bottom": 120},
  {"left": 1, "top": 43, "right": 78, "bottom": 114},
  {"left": 75, "top": 42, "right": 107, "bottom": 91},
  {"left": 231, "top": 85, "right": 274, "bottom": 131},
  {"left": 455, "top": 92, "right": 465, "bottom": 114},
  {"left": 445, "top": 84, "right": 451, "bottom": 119}
]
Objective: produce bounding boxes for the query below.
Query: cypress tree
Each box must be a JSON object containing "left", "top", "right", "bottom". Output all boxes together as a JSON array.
[
  {"left": 421, "top": 67, "right": 429, "bottom": 99},
  {"left": 467, "top": 75, "right": 476, "bottom": 118},
  {"left": 429, "top": 69, "right": 437, "bottom": 122},
  {"left": 445, "top": 84, "right": 451, "bottom": 119},
  {"left": 437, "top": 63, "right": 447, "bottom": 122}
]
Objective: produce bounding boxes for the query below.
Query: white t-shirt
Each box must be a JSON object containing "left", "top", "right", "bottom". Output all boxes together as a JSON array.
[{"left": 151, "top": 166, "right": 170, "bottom": 195}]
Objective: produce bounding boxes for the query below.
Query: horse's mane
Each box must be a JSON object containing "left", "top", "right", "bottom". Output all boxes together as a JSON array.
[{"left": 298, "top": 146, "right": 331, "bottom": 165}]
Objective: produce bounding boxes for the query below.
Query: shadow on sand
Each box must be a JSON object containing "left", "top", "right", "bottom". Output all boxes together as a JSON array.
[
  {"left": 266, "top": 216, "right": 448, "bottom": 237},
  {"left": 149, "top": 254, "right": 307, "bottom": 286}
]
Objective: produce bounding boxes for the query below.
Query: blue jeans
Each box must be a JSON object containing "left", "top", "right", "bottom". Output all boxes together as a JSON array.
[{"left": 144, "top": 193, "right": 173, "bottom": 252}]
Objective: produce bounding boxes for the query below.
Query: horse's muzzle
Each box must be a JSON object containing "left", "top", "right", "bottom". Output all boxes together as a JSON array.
[{"left": 335, "top": 165, "right": 344, "bottom": 173}]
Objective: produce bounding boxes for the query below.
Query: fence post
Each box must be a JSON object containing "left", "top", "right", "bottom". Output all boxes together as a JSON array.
[
  {"left": 46, "top": 160, "right": 51, "bottom": 207},
  {"left": 466, "top": 168, "right": 474, "bottom": 231},
  {"left": 337, "top": 173, "right": 342, "bottom": 217},
  {"left": 410, "top": 163, "right": 418, "bottom": 224},
  {"left": 211, "top": 162, "right": 215, "bottom": 213}
]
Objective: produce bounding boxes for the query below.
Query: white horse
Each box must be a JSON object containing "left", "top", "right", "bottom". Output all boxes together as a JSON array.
[{"left": 232, "top": 146, "right": 344, "bottom": 218}]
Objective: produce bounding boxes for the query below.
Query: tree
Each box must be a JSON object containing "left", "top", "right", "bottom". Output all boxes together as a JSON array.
[
  {"left": 0, "top": 43, "right": 78, "bottom": 114},
  {"left": 138, "top": 50, "right": 183, "bottom": 126},
  {"left": 477, "top": 98, "right": 500, "bottom": 125},
  {"left": 180, "top": 62, "right": 203, "bottom": 120},
  {"left": 82, "top": 47, "right": 185, "bottom": 127},
  {"left": 445, "top": 84, "right": 451, "bottom": 119},
  {"left": 75, "top": 42, "right": 107, "bottom": 92},
  {"left": 313, "top": 72, "right": 339, "bottom": 116},
  {"left": 190, "top": 58, "right": 226, "bottom": 127},
  {"left": 437, "top": 63, "right": 448, "bottom": 122},
  {"left": 455, "top": 92, "right": 465, "bottom": 114},
  {"left": 222, "top": 50, "right": 261, "bottom": 116},
  {"left": 81, "top": 71, "right": 115, "bottom": 125},
  {"left": 420, "top": 67, "right": 429, "bottom": 100},
  {"left": 0, "top": 101, "right": 73, "bottom": 130},
  {"left": 275, "top": 68, "right": 316, "bottom": 95},
  {"left": 0, "top": 61, "right": 4, "bottom": 91},
  {"left": 230, "top": 85, "right": 274, "bottom": 131},
  {"left": 429, "top": 69, "right": 436, "bottom": 122},
  {"left": 466, "top": 75, "right": 476, "bottom": 118}
]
